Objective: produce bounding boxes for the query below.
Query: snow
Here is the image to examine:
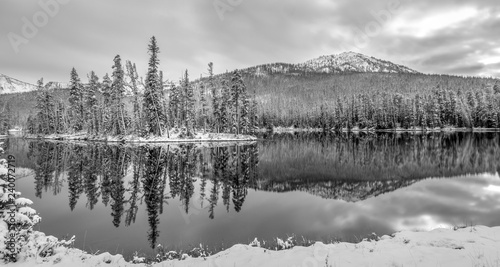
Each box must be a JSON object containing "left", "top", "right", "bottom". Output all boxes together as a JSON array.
[
  {"left": 298, "top": 52, "right": 419, "bottom": 74},
  {"left": 249, "top": 238, "right": 261, "bottom": 247},
  {"left": 15, "top": 198, "right": 33, "bottom": 206},
  {"left": 0, "top": 74, "right": 38, "bottom": 94},
  {"left": 25, "top": 131, "right": 258, "bottom": 144},
  {"left": 1, "top": 225, "right": 499, "bottom": 266},
  {"left": 0, "top": 159, "right": 6, "bottom": 176}
]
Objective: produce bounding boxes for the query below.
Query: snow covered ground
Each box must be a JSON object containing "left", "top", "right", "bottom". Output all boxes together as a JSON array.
[
  {"left": 23, "top": 131, "right": 258, "bottom": 143},
  {"left": 2, "top": 224, "right": 500, "bottom": 267}
]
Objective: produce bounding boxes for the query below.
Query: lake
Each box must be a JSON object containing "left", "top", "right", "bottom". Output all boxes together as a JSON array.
[{"left": 3, "top": 132, "right": 500, "bottom": 260}]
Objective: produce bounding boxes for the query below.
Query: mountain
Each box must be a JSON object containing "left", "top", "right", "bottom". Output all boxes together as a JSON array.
[
  {"left": 0, "top": 74, "right": 69, "bottom": 94},
  {"left": 0, "top": 74, "right": 38, "bottom": 94},
  {"left": 239, "top": 52, "right": 419, "bottom": 77}
]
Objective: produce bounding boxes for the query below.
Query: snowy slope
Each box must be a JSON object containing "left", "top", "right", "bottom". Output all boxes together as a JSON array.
[
  {"left": 240, "top": 52, "right": 419, "bottom": 76},
  {"left": 0, "top": 74, "right": 69, "bottom": 94},
  {"left": 0, "top": 74, "right": 38, "bottom": 94},
  {"left": 3, "top": 225, "right": 500, "bottom": 267},
  {"left": 0, "top": 72, "right": 142, "bottom": 96},
  {"left": 299, "top": 52, "right": 418, "bottom": 74}
]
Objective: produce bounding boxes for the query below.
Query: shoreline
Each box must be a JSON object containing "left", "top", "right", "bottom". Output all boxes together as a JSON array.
[
  {"left": 20, "top": 132, "right": 258, "bottom": 144},
  {"left": 266, "top": 126, "right": 500, "bottom": 134},
  {"left": 3, "top": 224, "right": 499, "bottom": 266}
]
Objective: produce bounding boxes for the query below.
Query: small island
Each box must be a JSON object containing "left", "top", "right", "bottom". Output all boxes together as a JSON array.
[{"left": 22, "top": 37, "right": 258, "bottom": 144}]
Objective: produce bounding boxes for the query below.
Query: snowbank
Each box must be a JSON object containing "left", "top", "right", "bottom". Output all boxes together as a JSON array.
[{"left": 2, "top": 225, "right": 500, "bottom": 266}]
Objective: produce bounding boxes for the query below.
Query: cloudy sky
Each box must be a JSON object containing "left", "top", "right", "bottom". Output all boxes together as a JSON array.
[{"left": 1, "top": 0, "right": 499, "bottom": 83}]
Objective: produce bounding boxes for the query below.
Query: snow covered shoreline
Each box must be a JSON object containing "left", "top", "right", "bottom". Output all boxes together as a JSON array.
[
  {"left": 22, "top": 132, "right": 258, "bottom": 144},
  {"left": 267, "top": 126, "right": 500, "bottom": 133},
  {"left": 2, "top": 224, "right": 500, "bottom": 266}
]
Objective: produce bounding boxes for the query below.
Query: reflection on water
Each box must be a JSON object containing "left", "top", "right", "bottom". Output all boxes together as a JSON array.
[
  {"left": 25, "top": 142, "right": 259, "bottom": 249},
  {"left": 257, "top": 132, "right": 500, "bottom": 200},
  {"left": 4, "top": 132, "right": 500, "bottom": 258}
]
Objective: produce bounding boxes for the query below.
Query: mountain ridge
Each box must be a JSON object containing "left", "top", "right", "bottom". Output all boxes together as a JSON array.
[
  {"left": 239, "top": 51, "right": 419, "bottom": 77},
  {"left": 0, "top": 73, "right": 38, "bottom": 94},
  {"left": 0, "top": 73, "right": 68, "bottom": 95}
]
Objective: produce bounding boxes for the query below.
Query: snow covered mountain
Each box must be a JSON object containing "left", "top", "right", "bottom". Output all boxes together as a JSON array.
[
  {"left": 0, "top": 74, "right": 38, "bottom": 94},
  {"left": 0, "top": 74, "right": 69, "bottom": 94},
  {"left": 240, "top": 52, "right": 419, "bottom": 76},
  {"left": 0, "top": 72, "right": 142, "bottom": 95}
]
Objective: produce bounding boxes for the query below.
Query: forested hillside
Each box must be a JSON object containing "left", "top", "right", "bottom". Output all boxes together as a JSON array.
[{"left": 242, "top": 73, "right": 499, "bottom": 129}]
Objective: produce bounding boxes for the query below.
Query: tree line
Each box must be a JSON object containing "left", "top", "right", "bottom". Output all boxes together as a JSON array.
[
  {"left": 26, "top": 36, "right": 258, "bottom": 138},
  {"left": 242, "top": 72, "right": 499, "bottom": 130},
  {"left": 258, "top": 81, "right": 500, "bottom": 130}
]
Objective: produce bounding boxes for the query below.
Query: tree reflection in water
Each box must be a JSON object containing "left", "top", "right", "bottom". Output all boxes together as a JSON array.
[
  {"left": 24, "top": 132, "right": 500, "bottom": 249},
  {"left": 28, "top": 142, "right": 259, "bottom": 248}
]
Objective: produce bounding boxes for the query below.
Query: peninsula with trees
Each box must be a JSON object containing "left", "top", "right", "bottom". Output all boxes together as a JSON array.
[{"left": 23, "top": 36, "right": 258, "bottom": 143}]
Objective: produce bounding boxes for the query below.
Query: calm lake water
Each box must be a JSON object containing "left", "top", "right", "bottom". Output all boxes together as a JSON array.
[{"left": 4, "top": 132, "right": 500, "bottom": 259}]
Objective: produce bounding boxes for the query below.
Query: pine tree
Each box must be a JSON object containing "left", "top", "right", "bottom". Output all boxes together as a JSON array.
[
  {"left": 111, "top": 55, "right": 129, "bottom": 136},
  {"left": 68, "top": 68, "right": 85, "bottom": 132},
  {"left": 126, "top": 60, "right": 142, "bottom": 135},
  {"left": 249, "top": 94, "right": 259, "bottom": 133},
  {"left": 101, "top": 73, "right": 112, "bottom": 135},
  {"left": 207, "top": 62, "right": 220, "bottom": 133},
  {"left": 475, "top": 91, "right": 486, "bottom": 127},
  {"left": 240, "top": 88, "right": 250, "bottom": 134},
  {"left": 199, "top": 80, "right": 209, "bottom": 132},
  {"left": 35, "top": 78, "right": 56, "bottom": 134},
  {"left": 220, "top": 78, "right": 231, "bottom": 132},
  {"left": 168, "top": 82, "right": 180, "bottom": 128},
  {"left": 230, "top": 70, "right": 246, "bottom": 134},
  {"left": 86, "top": 71, "right": 99, "bottom": 135},
  {"left": 55, "top": 100, "right": 67, "bottom": 134},
  {"left": 142, "top": 36, "right": 166, "bottom": 137},
  {"left": 184, "top": 70, "right": 195, "bottom": 136}
]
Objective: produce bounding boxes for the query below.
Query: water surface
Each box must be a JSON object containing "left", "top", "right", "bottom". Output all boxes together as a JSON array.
[{"left": 4, "top": 132, "right": 500, "bottom": 259}]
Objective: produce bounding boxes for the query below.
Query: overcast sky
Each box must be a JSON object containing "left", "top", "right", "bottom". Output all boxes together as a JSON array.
[{"left": 1, "top": 0, "right": 499, "bottom": 84}]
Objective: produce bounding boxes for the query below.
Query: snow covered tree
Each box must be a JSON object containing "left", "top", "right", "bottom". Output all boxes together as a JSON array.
[
  {"left": 181, "top": 70, "right": 195, "bottom": 137},
  {"left": 35, "top": 78, "right": 56, "bottom": 134},
  {"left": 55, "top": 100, "right": 67, "bottom": 134},
  {"left": 100, "top": 73, "right": 112, "bottom": 135},
  {"left": 199, "top": 81, "right": 209, "bottom": 132},
  {"left": 207, "top": 63, "right": 221, "bottom": 133},
  {"left": 68, "top": 68, "right": 85, "bottom": 132},
  {"left": 86, "top": 71, "right": 100, "bottom": 136},
  {"left": 249, "top": 94, "right": 259, "bottom": 133},
  {"left": 142, "top": 36, "right": 166, "bottom": 137},
  {"left": 0, "top": 144, "right": 41, "bottom": 263},
  {"left": 168, "top": 82, "right": 180, "bottom": 128},
  {"left": 110, "top": 55, "right": 130, "bottom": 136},
  {"left": 230, "top": 70, "right": 246, "bottom": 134},
  {"left": 219, "top": 78, "right": 231, "bottom": 133},
  {"left": 126, "top": 60, "right": 142, "bottom": 135}
]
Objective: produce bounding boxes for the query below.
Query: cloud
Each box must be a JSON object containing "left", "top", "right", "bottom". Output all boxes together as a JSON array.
[{"left": 0, "top": 0, "right": 499, "bottom": 82}]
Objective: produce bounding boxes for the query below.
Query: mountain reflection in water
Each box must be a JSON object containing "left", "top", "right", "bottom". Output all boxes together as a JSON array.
[{"left": 4, "top": 132, "right": 500, "bottom": 258}]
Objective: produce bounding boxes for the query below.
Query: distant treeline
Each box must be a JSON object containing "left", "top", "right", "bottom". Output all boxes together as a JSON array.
[
  {"left": 20, "top": 36, "right": 257, "bottom": 138},
  {"left": 244, "top": 73, "right": 500, "bottom": 129}
]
